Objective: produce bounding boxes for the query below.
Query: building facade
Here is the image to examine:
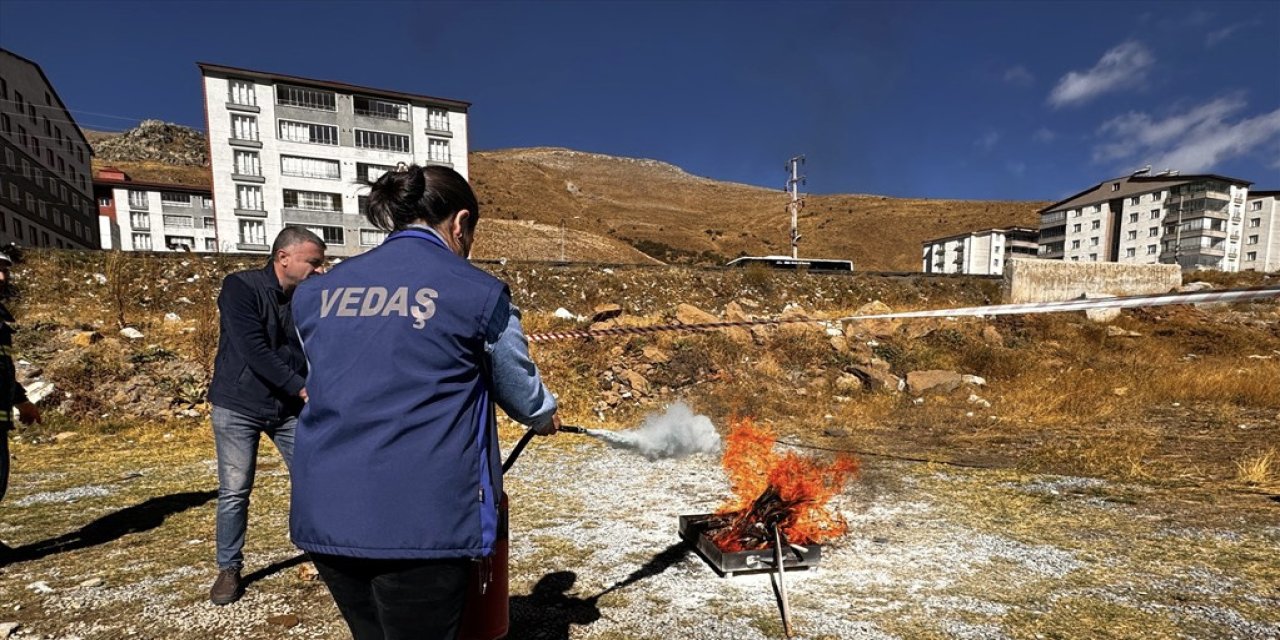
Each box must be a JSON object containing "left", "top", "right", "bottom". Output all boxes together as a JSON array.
[
  {"left": 1038, "top": 170, "right": 1252, "bottom": 271},
  {"left": 921, "top": 227, "right": 1038, "bottom": 275},
  {"left": 199, "top": 63, "right": 470, "bottom": 257},
  {"left": 1239, "top": 191, "right": 1280, "bottom": 272},
  {"left": 0, "top": 48, "right": 98, "bottom": 250},
  {"left": 94, "top": 167, "right": 218, "bottom": 252}
]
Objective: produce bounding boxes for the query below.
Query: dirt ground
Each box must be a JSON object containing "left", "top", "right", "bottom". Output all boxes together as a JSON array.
[{"left": 1, "top": 422, "right": 1276, "bottom": 640}]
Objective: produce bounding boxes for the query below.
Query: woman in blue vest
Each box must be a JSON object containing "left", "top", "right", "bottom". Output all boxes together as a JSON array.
[{"left": 291, "top": 164, "right": 560, "bottom": 639}]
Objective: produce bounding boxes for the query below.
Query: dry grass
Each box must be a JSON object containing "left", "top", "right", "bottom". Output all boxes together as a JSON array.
[{"left": 1235, "top": 447, "right": 1277, "bottom": 486}]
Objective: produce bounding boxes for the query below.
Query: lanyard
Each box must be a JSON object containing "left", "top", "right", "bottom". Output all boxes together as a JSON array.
[{"left": 386, "top": 228, "right": 449, "bottom": 251}]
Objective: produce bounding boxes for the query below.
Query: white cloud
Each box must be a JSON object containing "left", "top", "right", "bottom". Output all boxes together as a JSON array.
[
  {"left": 1092, "top": 95, "right": 1280, "bottom": 173},
  {"left": 1003, "top": 65, "right": 1035, "bottom": 87},
  {"left": 1205, "top": 20, "right": 1257, "bottom": 48},
  {"left": 1048, "top": 42, "right": 1154, "bottom": 108},
  {"left": 1032, "top": 128, "right": 1057, "bottom": 143},
  {"left": 975, "top": 131, "right": 1001, "bottom": 151}
]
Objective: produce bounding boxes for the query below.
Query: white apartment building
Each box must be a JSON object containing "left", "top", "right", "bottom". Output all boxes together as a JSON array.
[
  {"left": 0, "top": 48, "right": 97, "bottom": 250},
  {"left": 921, "top": 227, "right": 1038, "bottom": 275},
  {"left": 199, "top": 63, "right": 470, "bottom": 258},
  {"left": 1038, "top": 170, "right": 1252, "bottom": 271},
  {"left": 1239, "top": 191, "right": 1280, "bottom": 272},
  {"left": 94, "top": 167, "right": 218, "bottom": 252}
]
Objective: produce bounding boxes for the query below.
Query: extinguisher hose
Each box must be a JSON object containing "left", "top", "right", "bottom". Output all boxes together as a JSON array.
[{"left": 502, "top": 428, "right": 538, "bottom": 475}]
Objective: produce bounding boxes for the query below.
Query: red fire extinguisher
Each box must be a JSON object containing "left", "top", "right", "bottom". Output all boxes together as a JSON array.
[{"left": 458, "top": 428, "right": 537, "bottom": 640}]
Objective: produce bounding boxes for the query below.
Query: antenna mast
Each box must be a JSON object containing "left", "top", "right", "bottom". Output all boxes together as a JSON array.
[{"left": 786, "top": 155, "right": 806, "bottom": 259}]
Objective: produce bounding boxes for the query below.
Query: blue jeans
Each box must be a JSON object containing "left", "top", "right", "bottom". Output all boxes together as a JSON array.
[{"left": 212, "top": 405, "right": 296, "bottom": 570}]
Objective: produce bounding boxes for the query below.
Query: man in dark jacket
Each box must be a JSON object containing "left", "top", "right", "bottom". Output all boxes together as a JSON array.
[
  {"left": 206, "top": 227, "right": 325, "bottom": 605},
  {"left": 1, "top": 245, "right": 41, "bottom": 513}
]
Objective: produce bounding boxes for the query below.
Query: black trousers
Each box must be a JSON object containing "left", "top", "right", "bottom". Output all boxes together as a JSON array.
[
  {"left": 0, "top": 422, "right": 10, "bottom": 504},
  {"left": 311, "top": 553, "right": 471, "bottom": 640}
]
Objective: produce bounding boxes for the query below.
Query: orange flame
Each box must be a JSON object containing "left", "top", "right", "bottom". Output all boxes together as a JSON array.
[{"left": 713, "top": 417, "right": 859, "bottom": 551}]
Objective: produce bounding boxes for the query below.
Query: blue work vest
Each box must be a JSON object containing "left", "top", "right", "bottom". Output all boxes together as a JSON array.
[{"left": 290, "top": 230, "right": 508, "bottom": 559}]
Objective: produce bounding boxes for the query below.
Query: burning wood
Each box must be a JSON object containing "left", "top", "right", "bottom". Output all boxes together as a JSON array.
[{"left": 706, "top": 418, "right": 859, "bottom": 553}]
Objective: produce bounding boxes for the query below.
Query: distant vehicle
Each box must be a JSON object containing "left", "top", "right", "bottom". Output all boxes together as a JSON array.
[{"left": 725, "top": 255, "right": 854, "bottom": 271}]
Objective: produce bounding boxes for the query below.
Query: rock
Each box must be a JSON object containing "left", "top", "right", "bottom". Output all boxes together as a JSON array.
[
  {"left": 601, "top": 391, "right": 621, "bottom": 406},
  {"left": 849, "top": 366, "right": 903, "bottom": 393},
  {"left": 0, "top": 622, "right": 18, "bottom": 639},
  {"left": 590, "top": 303, "right": 623, "bottom": 323},
  {"left": 92, "top": 273, "right": 107, "bottom": 285},
  {"left": 962, "top": 374, "right": 986, "bottom": 386},
  {"left": 906, "top": 370, "right": 963, "bottom": 396},
  {"left": 26, "top": 581, "right": 53, "bottom": 594},
  {"left": 177, "top": 296, "right": 193, "bottom": 305},
  {"left": 94, "top": 119, "right": 208, "bottom": 165},
  {"left": 675, "top": 303, "right": 718, "bottom": 325},
  {"left": 618, "top": 369, "right": 650, "bottom": 395},
  {"left": 78, "top": 578, "right": 104, "bottom": 588},
  {"left": 1106, "top": 326, "right": 1142, "bottom": 338},
  {"left": 1081, "top": 293, "right": 1121, "bottom": 323},
  {"left": 981, "top": 325, "right": 1004, "bottom": 346},
  {"left": 1180, "top": 282, "right": 1214, "bottom": 292},
  {"left": 779, "top": 306, "right": 825, "bottom": 337},
  {"left": 72, "top": 331, "right": 103, "bottom": 347},
  {"left": 163, "top": 312, "right": 182, "bottom": 323},
  {"left": 721, "top": 301, "right": 753, "bottom": 343},
  {"left": 553, "top": 307, "right": 577, "bottom": 321},
  {"left": 905, "top": 322, "right": 935, "bottom": 340},
  {"left": 641, "top": 347, "right": 670, "bottom": 364},
  {"left": 823, "top": 427, "right": 849, "bottom": 438},
  {"left": 829, "top": 335, "right": 849, "bottom": 353},
  {"left": 912, "top": 397, "right": 925, "bottom": 406},
  {"left": 1112, "top": 387, "right": 1129, "bottom": 396},
  {"left": 120, "top": 327, "right": 145, "bottom": 340},
  {"left": 53, "top": 432, "right": 79, "bottom": 444},
  {"left": 266, "top": 614, "right": 300, "bottom": 628},
  {"left": 852, "top": 300, "right": 901, "bottom": 337}
]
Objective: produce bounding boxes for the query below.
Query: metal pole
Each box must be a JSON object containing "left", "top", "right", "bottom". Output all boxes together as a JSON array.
[
  {"left": 786, "top": 156, "right": 803, "bottom": 260},
  {"left": 774, "top": 526, "right": 794, "bottom": 637},
  {"left": 560, "top": 214, "right": 566, "bottom": 263}
]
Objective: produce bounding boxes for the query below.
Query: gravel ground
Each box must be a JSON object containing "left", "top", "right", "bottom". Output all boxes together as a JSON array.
[{"left": 1, "top": 433, "right": 1278, "bottom": 640}]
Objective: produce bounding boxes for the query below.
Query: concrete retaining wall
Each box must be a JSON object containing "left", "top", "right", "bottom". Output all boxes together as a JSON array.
[{"left": 1002, "top": 258, "right": 1182, "bottom": 303}]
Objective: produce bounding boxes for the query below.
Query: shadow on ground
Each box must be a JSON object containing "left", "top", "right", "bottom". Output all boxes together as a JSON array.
[{"left": 1, "top": 490, "right": 216, "bottom": 567}]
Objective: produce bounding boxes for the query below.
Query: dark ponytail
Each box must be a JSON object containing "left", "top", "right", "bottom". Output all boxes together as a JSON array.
[{"left": 365, "top": 164, "right": 480, "bottom": 233}]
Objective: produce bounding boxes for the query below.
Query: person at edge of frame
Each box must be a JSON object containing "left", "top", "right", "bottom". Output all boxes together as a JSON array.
[
  {"left": 289, "top": 163, "right": 561, "bottom": 640},
  {"left": 0, "top": 244, "right": 43, "bottom": 532},
  {"left": 205, "top": 227, "right": 326, "bottom": 605}
]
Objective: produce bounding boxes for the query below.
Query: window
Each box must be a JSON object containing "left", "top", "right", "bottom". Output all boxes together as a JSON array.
[
  {"left": 1070, "top": 256, "right": 1079, "bottom": 262},
  {"left": 1247, "top": 235, "right": 1259, "bottom": 245},
  {"left": 1089, "top": 253, "right": 1098, "bottom": 261},
  {"left": 17, "top": 125, "right": 27, "bottom": 147},
  {"left": 1111, "top": 183, "right": 1120, "bottom": 191},
  {"left": 130, "top": 211, "right": 150, "bottom": 229},
  {"left": 1246, "top": 251, "right": 1257, "bottom": 261},
  {"left": 239, "top": 219, "right": 267, "bottom": 245},
  {"left": 1071, "top": 223, "right": 1081, "bottom": 233},
  {"left": 1070, "top": 239, "right": 1080, "bottom": 249},
  {"left": 1249, "top": 218, "right": 1261, "bottom": 228},
  {"left": 231, "top": 114, "right": 259, "bottom": 141},
  {"left": 427, "top": 138, "right": 450, "bottom": 163},
  {"left": 281, "top": 155, "right": 340, "bottom": 179},
  {"left": 1250, "top": 200, "right": 1263, "bottom": 211},
  {"left": 1091, "top": 205, "right": 1101, "bottom": 213},
  {"left": 1127, "top": 230, "right": 1137, "bottom": 240},
  {"left": 127, "top": 190, "right": 148, "bottom": 209},
  {"left": 0, "top": 113, "right": 8, "bottom": 134},
  {"left": 1090, "top": 220, "right": 1100, "bottom": 230},
  {"left": 354, "top": 96, "right": 408, "bottom": 120},
  {"left": 279, "top": 120, "right": 337, "bottom": 145},
  {"left": 228, "top": 79, "right": 257, "bottom": 106},
  {"left": 360, "top": 228, "right": 388, "bottom": 245},
  {"left": 132, "top": 233, "right": 152, "bottom": 250},
  {"left": 1069, "top": 209, "right": 1079, "bottom": 218},
  {"left": 1130, "top": 196, "right": 1140, "bottom": 205},
  {"left": 236, "top": 185, "right": 264, "bottom": 210},
  {"left": 358, "top": 195, "right": 369, "bottom": 215},
  {"left": 234, "top": 150, "right": 262, "bottom": 176},
  {"left": 7, "top": 184, "right": 16, "bottom": 201},
  {"left": 426, "top": 107, "right": 450, "bottom": 131},
  {"left": 1150, "top": 209, "right": 1160, "bottom": 219},
  {"left": 205, "top": 238, "right": 218, "bottom": 251},
  {"left": 1125, "top": 247, "right": 1136, "bottom": 258},
  {"left": 163, "top": 214, "right": 193, "bottom": 228},
  {"left": 1089, "top": 237, "right": 1099, "bottom": 246},
  {"left": 1149, "top": 227, "right": 1159, "bottom": 237},
  {"left": 161, "top": 192, "right": 192, "bottom": 207},
  {"left": 26, "top": 194, "right": 35, "bottom": 210},
  {"left": 355, "top": 129, "right": 410, "bottom": 152},
  {"left": 1147, "top": 244, "right": 1157, "bottom": 255},
  {"left": 4, "top": 149, "right": 11, "bottom": 168},
  {"left": 1128, "top": 212, "right": 1138, "bottom": 223},
  {"left": 283, "top": 189, "right": 341, "bottom": 212},
  {"left": 203, "top": 216, "right": 216, "bottom": 229},
  {"left": 166, "top": 236, "right": 195, "bottom": 251},
  {"left": 292, "top": 224, "right": 344, "bottom": 245},
  {"left": 32, "top": 168, "right": 42, "bottom": 189},
  {"left": 276, "top": 84, "right": 336, "bottom": 111},
  {"left": 37, "top": 201, "right": 46, "bottom": 218},
  {"left": 357, "top": 162, "right": 394, "bottom": 183}
]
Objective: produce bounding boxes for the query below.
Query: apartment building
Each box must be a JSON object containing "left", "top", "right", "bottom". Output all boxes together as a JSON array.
[
  {"left": 921, "top": 227, "right": 1038, "bottom": 275},
  {"left": 0, "top": 48, "right": 97, "bottom": 250},
  {"left": 198, "top": 63, "right": 469, "bottom": 257},
  {"left": 94, "top": 167, "right": 217, "bottom": 252},
  {"left": 1239, "top": 191, "right": 1280, "bottom": 272},
  {"left": 1038, "top": 170, "right": 1252, "bottom": 271}
]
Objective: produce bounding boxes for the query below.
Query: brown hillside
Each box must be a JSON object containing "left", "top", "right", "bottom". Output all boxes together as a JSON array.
[
  {"left": 472, "top": 219, "right": 662, "bottom": 264},
  {"left": 471, "top": 147, "right": 1047, "bottom": 271}
]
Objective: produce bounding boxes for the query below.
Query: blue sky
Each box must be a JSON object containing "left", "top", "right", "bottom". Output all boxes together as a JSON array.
[{"left": 2, "top": 0, "right": 1277, "bottom": 200}]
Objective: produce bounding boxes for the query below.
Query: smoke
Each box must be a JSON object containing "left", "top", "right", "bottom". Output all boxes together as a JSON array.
[{"left": 587, "top": 402, "right": 721, "bottom": 460}]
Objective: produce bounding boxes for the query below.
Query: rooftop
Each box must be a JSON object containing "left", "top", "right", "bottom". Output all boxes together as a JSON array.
[
  {"left": 1039, "top": 173, "right": 1253, "bottom": 215},
  {"left": 197, "top": 62, "right": 471, "bottom": 111}
]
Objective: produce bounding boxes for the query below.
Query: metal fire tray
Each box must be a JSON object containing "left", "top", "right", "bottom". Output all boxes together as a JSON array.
[{"left": 678, "top": 514, "right": 821, "bottom": 578}]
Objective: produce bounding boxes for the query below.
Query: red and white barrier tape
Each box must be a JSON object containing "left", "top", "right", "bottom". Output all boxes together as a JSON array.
[{"left": 526, "top": 285, "right": 1280, "bottom": 343}]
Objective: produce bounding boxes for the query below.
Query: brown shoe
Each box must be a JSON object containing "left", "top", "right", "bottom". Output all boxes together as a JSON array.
[{"left": 209, "top": 568, "right": 243, "bottom": 605}]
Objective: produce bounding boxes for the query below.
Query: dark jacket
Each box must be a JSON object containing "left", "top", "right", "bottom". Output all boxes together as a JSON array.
[
  {"left": 290, "top": 230, "right": 507, "bottom": 559},
  {"left": 1, "top": 302, "right": 30, "bottom": 426},
  {"left": 207, "top": 263, "right": 306, "bottom": 420}
]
